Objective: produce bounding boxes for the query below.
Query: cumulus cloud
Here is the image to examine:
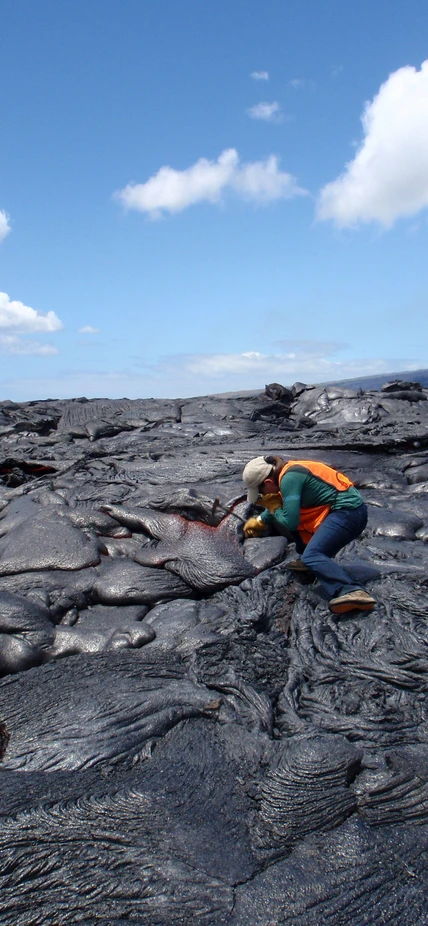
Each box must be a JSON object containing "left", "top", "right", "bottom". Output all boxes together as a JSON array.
[
  {"left": 0, "top": 211, "right": 11, "bottom": 243},
  {"left": 251, "top": 71, "right": 269, "bottom": 80},
  {"left": 116, "top": 148, "right": 306, "bottom": 217},
  {"left": 0, "top": 292, "right": 63, "bottom": 332},
  {"left": 0, "top": 335, "right": 58, "bottom": 356},
  {"left": 317, "top": 60, "right": 428, "bottom": 227},
  {"left": 247, "top": 102, "right": 282, "bottom": 122},
  {"left": 78, "top": 325, "right": 100, "bottom": 334}
]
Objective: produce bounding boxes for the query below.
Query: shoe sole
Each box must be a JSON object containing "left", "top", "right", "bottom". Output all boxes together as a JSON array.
[
  {"left": 329, "top": 600, "right": 375, "bottom": 614},
  {"left": 286, "top": 564, "right": 309, "bottom": 573}
]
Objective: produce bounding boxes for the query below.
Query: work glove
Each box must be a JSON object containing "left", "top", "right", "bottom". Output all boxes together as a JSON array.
[
  {"left": 259, "top": 492, "right": 282, "bottom": 514},
  {"left": 243, "top": 516, "right": 267, "bottom": 538}
]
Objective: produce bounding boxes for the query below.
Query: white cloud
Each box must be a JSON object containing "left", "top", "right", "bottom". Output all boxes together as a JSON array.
[
  {"left": 289, "top": 79, "right": 305, "bottom": 89},
  {"left": 0, "top": 292, "right": 63, "bottom": 332},
  {"left": 247, "top": 101, "right": 282, "bottom": 122},
  {"left": 232, "top": 155, "right": 299, "bottom": 201},
  {"left": 116, "top": 148, "right": 306, "bottom": 217},
  {"left": 178, "top": 344, "right": 351, "bottom": 378},
  {"left": 317, "top": 60, "right": 428, "bottom": 227},
  {"left": 251, "top": 71, "right": 269, "bottom": 81},
  {"left": 137, "top": 347, "right": 428, "bottom": 395},
  {"left": 0, "top": 335, "right": 58, "bottom": 356},
  {"left": 79, "top": 325, "right": 100, "bottom": 334},
  {"left": 0, "top": 210, "right": 11, "bottom": 243},
  {"left": 3, "top": 345, "right": 424, "bottom": 401}
]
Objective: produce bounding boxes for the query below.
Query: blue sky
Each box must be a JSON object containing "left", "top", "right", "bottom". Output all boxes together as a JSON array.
[{"left": 1, "top": 0, "right": 428, "bottom": 400}]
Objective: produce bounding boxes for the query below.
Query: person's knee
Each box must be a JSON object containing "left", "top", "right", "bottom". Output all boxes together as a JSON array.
[{"left": 301, "top": 547, "right": 318, "bottom": 569}]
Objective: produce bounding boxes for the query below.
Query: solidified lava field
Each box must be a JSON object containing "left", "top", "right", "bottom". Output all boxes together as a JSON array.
[{"left": 1, "top": 376, "right": 428, "bottom": 925}]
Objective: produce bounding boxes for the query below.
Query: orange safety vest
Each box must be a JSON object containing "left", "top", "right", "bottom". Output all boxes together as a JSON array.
[{"left": 278, "top": 460, "right": 354, "bottom": 544}]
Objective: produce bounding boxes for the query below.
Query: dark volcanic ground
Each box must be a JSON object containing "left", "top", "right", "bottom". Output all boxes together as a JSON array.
[{"left": 1, "top": 376, "right": 428, "bottom": 925}]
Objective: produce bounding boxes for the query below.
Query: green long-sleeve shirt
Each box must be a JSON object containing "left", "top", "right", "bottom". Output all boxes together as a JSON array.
[{"left": 259, "top": 464, "right": 363, "bottom": 532}]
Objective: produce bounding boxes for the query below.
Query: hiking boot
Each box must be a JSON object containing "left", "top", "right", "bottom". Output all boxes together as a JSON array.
[
  {"left": 329, "top": 589, "right": 376, "bottom": 614},
  {"left": 286, "top": 558, "right": 310, "bottom": 573}
]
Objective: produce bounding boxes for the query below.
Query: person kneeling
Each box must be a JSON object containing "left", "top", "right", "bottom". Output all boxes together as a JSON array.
[{"left": 242, "top": 455, "right": 375, "bottom": 615}]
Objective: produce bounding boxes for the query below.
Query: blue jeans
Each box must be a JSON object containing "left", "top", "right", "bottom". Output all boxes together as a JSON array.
[{"left": 298, "top": 504, "right": 368, "bottom": 600}]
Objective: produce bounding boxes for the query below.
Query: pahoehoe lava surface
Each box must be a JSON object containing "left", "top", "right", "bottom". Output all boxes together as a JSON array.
[{"left": 1, "top": 378, "right": 428, "bottom": 924}]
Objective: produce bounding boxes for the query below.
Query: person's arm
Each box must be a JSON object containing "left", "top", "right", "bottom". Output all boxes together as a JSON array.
[{"left": 259, "top": 470, "right": 306, "bottom": 530}]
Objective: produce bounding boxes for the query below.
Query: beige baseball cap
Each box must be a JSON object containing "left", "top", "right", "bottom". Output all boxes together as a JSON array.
[{"left": 242, "top": 457, "right": 273, "bottom": 503}]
